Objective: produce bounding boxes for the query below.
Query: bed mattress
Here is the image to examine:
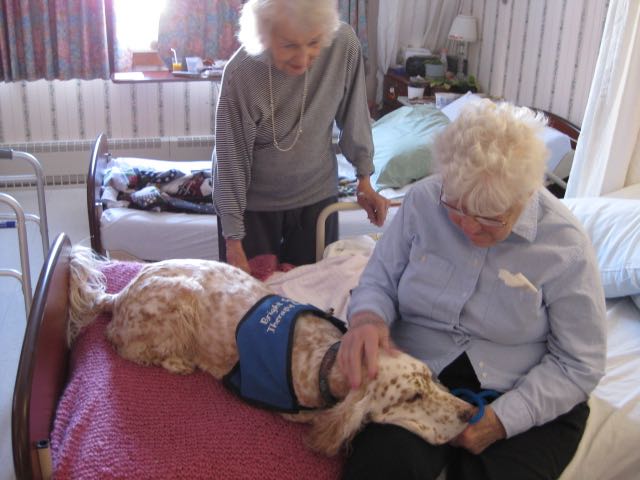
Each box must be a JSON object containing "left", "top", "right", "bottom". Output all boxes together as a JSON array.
[{"left": 100, "top": 206, "right": 396, "bottom": 261}]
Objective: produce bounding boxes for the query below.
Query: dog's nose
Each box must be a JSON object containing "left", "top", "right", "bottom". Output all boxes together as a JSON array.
[{"left": 458, "top": 407, "right": 475, "bottom": 423}]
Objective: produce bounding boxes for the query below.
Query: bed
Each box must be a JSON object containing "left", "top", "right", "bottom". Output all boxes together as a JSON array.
[
  {"left": 87, "top": 94, "right": 579, "bottom": 262},
  {"left": 12, "top": 182, "right": 640, "bottom": 479},
  {"left": 87, "top": 134, "right": 396, "bottom": 262}
]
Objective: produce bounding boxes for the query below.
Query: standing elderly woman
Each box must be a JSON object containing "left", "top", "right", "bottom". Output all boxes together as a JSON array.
[
  {"left": 338, "top": 100, "right": 606, "bottom": 479},
  {"left": 213, "top": 0, "right": 389, "bottom": 272}
]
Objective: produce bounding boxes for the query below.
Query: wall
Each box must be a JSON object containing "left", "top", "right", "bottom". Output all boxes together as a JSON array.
[{"left": 460, "top": 0, "right": 609, "bottom": 126}]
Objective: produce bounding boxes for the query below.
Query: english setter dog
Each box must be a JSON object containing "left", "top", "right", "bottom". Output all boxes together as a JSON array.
[{"left": 68, "top": 246, "right": 473, "bottom": 456}]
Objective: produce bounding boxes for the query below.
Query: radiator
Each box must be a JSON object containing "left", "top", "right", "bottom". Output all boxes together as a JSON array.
[{"left": 0, "top": 136, "right": 215, "bottom": 189}]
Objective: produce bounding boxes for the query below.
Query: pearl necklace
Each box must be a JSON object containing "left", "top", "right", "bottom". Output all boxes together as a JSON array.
[{"left": 268, "top": 62, "right": 308, "bottom": 152}]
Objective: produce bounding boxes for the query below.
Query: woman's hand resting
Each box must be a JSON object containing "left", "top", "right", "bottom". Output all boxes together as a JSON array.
[
  {"left": 356, "top": 176, "right": 390, "bottom": 227},
  {"left": 225, "top": 239, "right": 251, "bottom": 273},
  {"left": 450, "top": 405, "right": 507, "bottom": 454}
]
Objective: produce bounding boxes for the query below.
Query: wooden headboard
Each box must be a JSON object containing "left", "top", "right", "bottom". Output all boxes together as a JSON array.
[
  {"left": 87, "top": 133, "right": 109, "bottom": 256},
  {"left": 12, "top": 233, "right": 71, "bottom": 479},
  {"left": 533, "top": 108, "right": 581, "bottom": 149}
]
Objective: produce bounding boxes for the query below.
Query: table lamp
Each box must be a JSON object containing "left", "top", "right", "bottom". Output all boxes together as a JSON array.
[{"left": 448, "top": 15, "right": 477, "bottom": 79}]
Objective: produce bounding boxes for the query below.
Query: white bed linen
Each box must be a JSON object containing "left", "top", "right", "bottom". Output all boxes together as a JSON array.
[
  {"left": 266, "top": 246, "right": 640, "bottom": 480},
  {"left": 101, "top": 208, "right": 218, "bottom": 260},
  {"left": 100, "top": 201, "right": 395, "bottom": 261}
]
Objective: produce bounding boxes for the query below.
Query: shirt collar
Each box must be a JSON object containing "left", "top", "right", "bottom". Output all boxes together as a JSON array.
[{"left": 510, "top": 190, "right": 540, "bottom": 242}]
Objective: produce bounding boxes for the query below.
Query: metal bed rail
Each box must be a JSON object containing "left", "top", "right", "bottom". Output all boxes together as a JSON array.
[
  {"left": 0, "top": 149, "right": 50, "bottom": 316},
  {"left": 315, "top": 199, "right": 403, "bottom": 262}
]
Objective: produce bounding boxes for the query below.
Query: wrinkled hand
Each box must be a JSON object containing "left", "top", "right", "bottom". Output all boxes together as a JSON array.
[
  {"left": 225, "top": 239, "right": 251, "bottom": 274},
  {"left": 356, "top": 176, "right": 390, "bottom": 227},
  {"left": 337, "top": 311, "right": 397, "bottom": 389},
  {"left": 449, "top": 405, "right": 507, "bottom": 454}
]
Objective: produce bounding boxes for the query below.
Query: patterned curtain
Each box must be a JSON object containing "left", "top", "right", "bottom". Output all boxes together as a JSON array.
[
  {"left": 153, "top": 0, "right": 242, "bottom": 70},
  {"left": 338, "top": 0, "right": 368, "bottom": 59},
  {"left": 0, "top": 0, "right": 110, "bottom": 82}
]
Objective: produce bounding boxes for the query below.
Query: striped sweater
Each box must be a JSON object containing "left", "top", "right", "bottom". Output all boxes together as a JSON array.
[{"left": 213, "top": 22, "right": 374, "bottom": 240}]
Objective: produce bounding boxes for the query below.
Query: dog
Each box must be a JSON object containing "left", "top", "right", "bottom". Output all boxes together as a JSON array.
[{"left": 68, "top": 245, "right": 474, "bottom": 456}]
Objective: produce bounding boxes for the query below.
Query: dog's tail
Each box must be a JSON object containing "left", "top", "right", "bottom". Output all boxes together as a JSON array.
[{"left": 68, "top": 245, "right": 116, "bottom": 346}]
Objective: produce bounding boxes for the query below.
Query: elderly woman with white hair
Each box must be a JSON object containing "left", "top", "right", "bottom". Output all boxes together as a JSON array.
[
  {"left": 338, "top": 100, "right": 607, "bottom": 479},
  {"left": 213, "top": 0, "right": 389, "bottom": 272}
]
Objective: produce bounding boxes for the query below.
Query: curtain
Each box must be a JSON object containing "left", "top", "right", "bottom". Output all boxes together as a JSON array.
[
  {"left": 0, "top": 0, "right": 110, "bottom": 81},
  {"left": 153, "top": 0, "right": 242, "bottom": 71},
  {"left": 565, "top": 0, "right": 640, "bottom": 197},
  {"left": 338, "top": 0, "right": 368, "bottom": 59},
  {"left": 375, "top": 0, "right": 460, "bottom": 103}
]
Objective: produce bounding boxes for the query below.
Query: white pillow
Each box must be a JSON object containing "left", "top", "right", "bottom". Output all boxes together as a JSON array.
[
  {"left": 561, "top": 196, "right": 640, "bottom": 298},
  {"left": 440, "top": 92, "right": 484, "bottom": 121}
]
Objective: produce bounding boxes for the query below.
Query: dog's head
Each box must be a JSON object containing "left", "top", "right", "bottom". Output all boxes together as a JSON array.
[{"left": 306, "top": 351, "right": 474, "bottom": 456}]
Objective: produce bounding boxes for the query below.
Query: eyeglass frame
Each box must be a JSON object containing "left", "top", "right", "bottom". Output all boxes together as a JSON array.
[{"left": 439, "top": 186, "right": 508, "bottom": 228}]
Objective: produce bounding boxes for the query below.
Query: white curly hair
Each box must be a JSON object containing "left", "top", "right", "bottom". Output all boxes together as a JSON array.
[
  {"left": 434, "top": 99, "right": 549, "bottom": 216},
  {"left": 238, "top": 0, "right": 340, "bottom": 56}
]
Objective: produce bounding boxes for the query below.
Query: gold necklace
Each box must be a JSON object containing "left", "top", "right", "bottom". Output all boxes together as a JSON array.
[{"left": 268, "top": 62, "right": 308, "bottom": 152}]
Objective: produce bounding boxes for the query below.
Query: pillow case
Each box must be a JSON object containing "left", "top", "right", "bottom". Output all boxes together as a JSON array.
[
  {"left": 561, "top": 196, "right": 640, "bottom": 298},
  {"left": 440, "top": 92, "right": 485, "bottom": 122},
  {"left": 371, "top": 105, "right": 449, "bottom": 189}
]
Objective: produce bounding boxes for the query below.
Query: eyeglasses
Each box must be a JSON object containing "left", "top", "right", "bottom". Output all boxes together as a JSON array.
[{"left": 439, "top": 187, "right": 508, "bottom": 228}]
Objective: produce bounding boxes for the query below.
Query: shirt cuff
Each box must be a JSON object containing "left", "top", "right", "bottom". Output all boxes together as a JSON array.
[
  {"left": 219, "top": 213, "right": 244, "bottom": 240},
  {"left": 490, "top": 390, "right": 535, "bottom": 438},
  {"left": 348, "top": 292, "right": 396, "bottom": 327}
]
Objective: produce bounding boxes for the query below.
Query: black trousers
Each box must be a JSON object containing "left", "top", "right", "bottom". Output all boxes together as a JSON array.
[
  {"left": 343, "top": 353, "right": 589, "bottom": 480},
  {"left": 217, "top": 195, "right": 339, "bottom": 266}
]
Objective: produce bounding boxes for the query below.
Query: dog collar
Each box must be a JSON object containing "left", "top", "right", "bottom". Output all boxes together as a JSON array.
[
  {"left": 451, "top": 388, "right": 501, "bottom": 424},
  {"left": 318, "top": 341, "right": 341, "bottom": 408}
]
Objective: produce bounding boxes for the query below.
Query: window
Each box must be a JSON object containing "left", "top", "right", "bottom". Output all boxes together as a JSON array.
[{"left": 111, "top": 0, "right": 242, "bottom": 72}]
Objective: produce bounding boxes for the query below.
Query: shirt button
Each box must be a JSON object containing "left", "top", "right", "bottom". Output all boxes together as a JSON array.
[
  {"left": 482, "top": 373, "right": 487, "bottom": 378},
  {"left": 479, "top": 361, "right": 485, "bottom": 367},
  {"left": 421, "top": 255, "right": 427, "bottom": 262}
]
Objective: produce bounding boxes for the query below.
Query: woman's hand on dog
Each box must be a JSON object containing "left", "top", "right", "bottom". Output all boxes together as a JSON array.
[
  {"left": 226, "top": 239, "right": 251, "bottom": 273},
  {"left": 339, "top": 311, "right": 398, "bottom": 389}
]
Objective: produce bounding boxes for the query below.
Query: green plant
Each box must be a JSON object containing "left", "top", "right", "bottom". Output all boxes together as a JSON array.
[{"left": 429, "top": 74, "right": 477, "bottom": 93}]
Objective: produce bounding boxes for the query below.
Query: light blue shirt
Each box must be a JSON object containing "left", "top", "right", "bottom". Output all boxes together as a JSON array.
[{"left": 348, "top": 175, "right": 606, "bottom": 437}]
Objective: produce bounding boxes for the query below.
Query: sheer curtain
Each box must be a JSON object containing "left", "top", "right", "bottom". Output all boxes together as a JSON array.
[
  {"left": 0, "top": 0, "right": 110, "bottom": 81},
  {"left": 155, "top": 0, "right": 242, "bottom": 70},
  {"left": 565, "top": 0, "right": 640, "bottom": 197},
  {"left": 339, "top": 0, "right": 369, "bottom": 59},
  {"left": 375, "top": 0, "right": 460, "bottom": 103}
]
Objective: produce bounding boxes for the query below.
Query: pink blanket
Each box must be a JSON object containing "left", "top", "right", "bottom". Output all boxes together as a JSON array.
[{"left": 51, "top": 261, "right": 342, "bottom": 479}]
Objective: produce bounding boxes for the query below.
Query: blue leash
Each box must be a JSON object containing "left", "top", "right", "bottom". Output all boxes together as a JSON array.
[{"left": 451, "top": 388, "right": 501, "bottom": 424}]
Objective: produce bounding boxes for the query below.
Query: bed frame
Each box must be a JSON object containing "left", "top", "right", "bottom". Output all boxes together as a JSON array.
[
  {"left": 87, "top": 133, "right": 109, "bottom": 255},
  {"left": 12, "top": 233, "right": 71, "bottom": 479}
]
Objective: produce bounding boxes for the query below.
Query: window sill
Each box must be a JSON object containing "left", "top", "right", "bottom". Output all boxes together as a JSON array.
[{"left": 111, "top": 70, "right": 222, "bottom": 83}]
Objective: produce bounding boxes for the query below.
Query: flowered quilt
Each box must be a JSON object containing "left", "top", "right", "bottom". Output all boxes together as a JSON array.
[{"left": 101, "top": 159, "right": 214, "bottom": 214}]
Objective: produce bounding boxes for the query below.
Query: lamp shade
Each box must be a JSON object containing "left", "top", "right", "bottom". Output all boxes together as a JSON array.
[{"left": 448, "top": 15, "right": 477, "bottom": 42}]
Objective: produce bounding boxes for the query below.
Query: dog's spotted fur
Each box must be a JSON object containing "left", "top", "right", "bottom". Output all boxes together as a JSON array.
[{"left": 68, "top": 246, "right": 474, "bottom": 456}]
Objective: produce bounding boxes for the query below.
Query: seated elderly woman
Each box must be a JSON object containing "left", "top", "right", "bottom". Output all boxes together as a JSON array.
[{"left": 337, "top": 100, "right": 606, "bottom": 480}]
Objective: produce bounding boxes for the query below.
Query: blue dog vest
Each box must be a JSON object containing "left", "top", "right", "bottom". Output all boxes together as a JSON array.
[{"left": 223, "top": 294, "right": 346, "bottom": 413}]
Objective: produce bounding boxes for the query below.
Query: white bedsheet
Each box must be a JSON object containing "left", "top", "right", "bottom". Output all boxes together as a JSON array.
[
  {"left": 266, "top": 247, "right": 640, "bottom": 479},
  {"left": 100, "top": 202, "right": 395, "bottom": 261}
]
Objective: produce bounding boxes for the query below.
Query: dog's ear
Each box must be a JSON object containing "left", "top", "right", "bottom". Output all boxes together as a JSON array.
[{"left": 305, "top": 386, "right": 371, "bottom": 456}]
